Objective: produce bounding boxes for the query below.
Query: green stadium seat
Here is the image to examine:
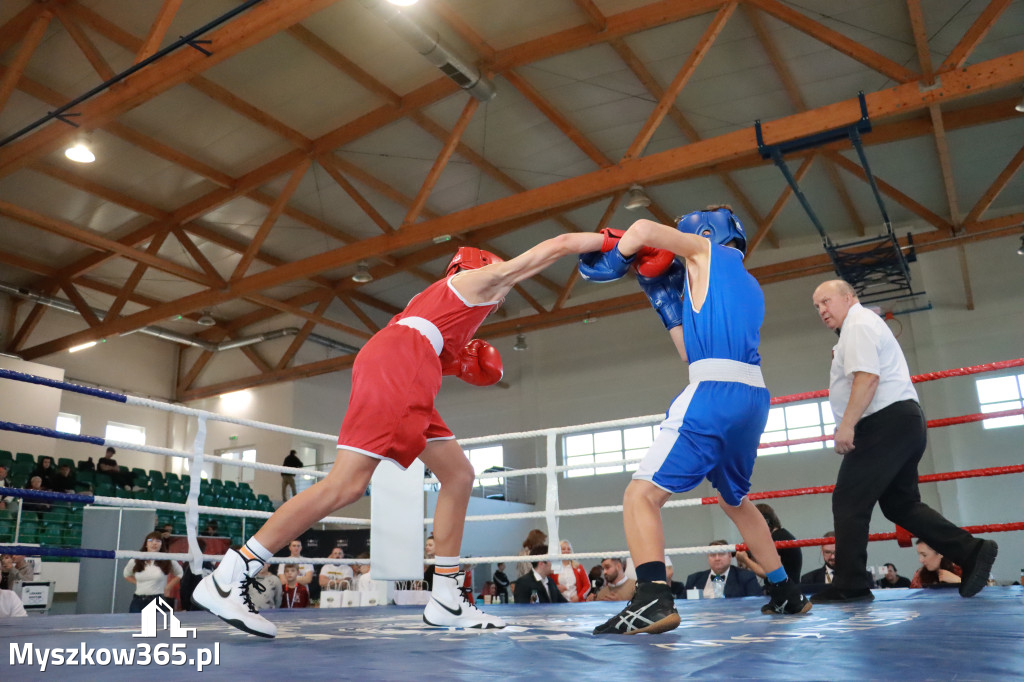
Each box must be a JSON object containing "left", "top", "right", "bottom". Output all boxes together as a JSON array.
[
  {"left": 41, "top": 525, "right": 63, "bottom": 545},
  {"left": 223, "top": 480, "right": 237, "bottom": 489},
  {"left": 94, "top": 471, "right": 114, "bottom": 487},
  {"left": 152, "top": 489, "right": 169, "bottom": 502},
  {"left": 77, "top": 470, "right": 95, "bottom": 486},
  {"left": 17, "top": 521, "right": 39, "bottom": 543},
  {"left": 181, "top": 475, "right": 191, "bottom": 486},
  {"left": 63, "top": 526, "right": 82, "bottom": 546},
  {"left": 58, "top": 457, "right": 75, "bottom": 469},
  {"left": 0, "top": 449, "right": 13, "bottom": 462},
  {"left": 0, "top": 522, "right": 14, "bottom": 543},
  {"left": 44, "top": 509, "right": 69, "bottom": 524},
  {"left": 15, "top": 452, "right": 35, "bottom": 464}
]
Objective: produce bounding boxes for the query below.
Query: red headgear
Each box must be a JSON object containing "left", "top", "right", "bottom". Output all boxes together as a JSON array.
[{"left": 445, "top": 247, "right": 503, "bottom": 277}]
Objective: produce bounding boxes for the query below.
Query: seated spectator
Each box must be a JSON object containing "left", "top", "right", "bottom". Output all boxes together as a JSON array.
[
  {"left": 280, "top": 564, "right": 310, "bottom": 608},
  {"left": 202, "top": 520, "right": 220, "bottom": 536},
  {"left": 0, "top": 464, "right": 15, "bottom": 511},
  {"left": 588, "top": 557, "right": 634, "bottom": 602},
  {"left": 319, "top": 547, "right": 354, "bottom": 589},
  {"left": 1, "top": 554, "right": 33, "bottom": 590},
  {"left": 910, "top": 540, "right": 963, "bottom": 588},
  {"left": 666, "top": 557, "right": 685, "bottom": 599},
  {"left": 735, "top": 503, "right": 802, "bottom": 585},
  {"left": 513, "top": 545, "right": 566, "bottom": 604},
  {"left": 30, "top": 456, "right": 56, "bottom": 489},
  {"left": 97, "top": 447, "right": 132, "bottom": 489},
  {"left": 684, "top": 540, "right": 762, "bottom": 599},
  {"left": 159, "top": 523, "right": 174, "bottom": 541},
  {"left": 78, "top": 457, "right": 95, "bottom": 472},
  {"left": 0, "top": 588, "right": 27, "bottom": 617},
  {"left": 423, "top": 534, "right": 435, "bottom": 589},
  {"left": 353, "top": 552, "right": 381, "bottom": 593},
  {"left": 248, "top": 562, "right": 282, "bottom": 612},
  {"left": 123, "top": 532, "right": 182, "bottom": 613},
  {"left": 553, "top": 539, "right": 591, "bottom": 602},
  {"left": 492, "top": 562, "right": 510, "bottom": 603},
  {"left": 800, "top": 531, "right": 871, "bottom": 592},
  {"left": 21, "top": 475, "right": 51, "bottom": 513},
  {"left": 50, "top": 464, "right": 77, "bottom": 493},
  {"left": 588, "top": 564, "right": 604, "bottom": 593},
  {"left": 877, "top": 562, "right": 911, "bottom": 588},
  {"left": 276, "top": 539, "right": 313, "bottom": 586},
  {"left": 516, "top": 529, "right": 548, "bottom": 579}
]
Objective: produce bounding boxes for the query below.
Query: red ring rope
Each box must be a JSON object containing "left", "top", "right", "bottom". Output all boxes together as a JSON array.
[{"left": 734, "top": 522, "right": 1024, "bottom": 553}]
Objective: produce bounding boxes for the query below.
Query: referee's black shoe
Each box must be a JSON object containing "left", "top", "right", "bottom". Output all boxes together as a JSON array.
[
  {"left": 592, "top": 581, "right": 680, "bottom": 635},
  {"left": 762, "top": 577, "right": 814, "bottom": 613},
  {"left": 960, "top": 539, "right": 998, "bottom": 598}
]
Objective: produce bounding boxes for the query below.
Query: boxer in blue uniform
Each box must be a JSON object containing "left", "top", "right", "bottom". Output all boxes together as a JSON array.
[{"left": 579, "top": 205, "right": 811, "bottom": 635}]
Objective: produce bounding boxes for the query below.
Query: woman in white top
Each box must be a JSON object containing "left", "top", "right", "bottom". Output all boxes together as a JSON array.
[{"left": 123, "top": 531, "right": 182, "bottom": 613}]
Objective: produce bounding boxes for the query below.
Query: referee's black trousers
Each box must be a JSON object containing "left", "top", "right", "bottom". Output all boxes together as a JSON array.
[{"left": 832, "top": 399, "right": 980, "bottom": 590}]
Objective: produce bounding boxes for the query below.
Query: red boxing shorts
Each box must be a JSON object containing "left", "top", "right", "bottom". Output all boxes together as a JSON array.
[{"left": 337, "top": 325, "right": 454, "bottom": 470}]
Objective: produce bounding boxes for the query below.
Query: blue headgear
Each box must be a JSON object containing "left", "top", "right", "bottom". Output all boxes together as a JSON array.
[{"left": 676, "top": 208, "right": 747, "bottom": 256}]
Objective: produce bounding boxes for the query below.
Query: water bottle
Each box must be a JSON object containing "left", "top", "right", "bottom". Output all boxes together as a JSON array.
[
  {"left": 712, "top": 577, "right": 725, "bottom": 599},
  {"left": 530, "top": 589, "right": 539, "bottom": 604}
]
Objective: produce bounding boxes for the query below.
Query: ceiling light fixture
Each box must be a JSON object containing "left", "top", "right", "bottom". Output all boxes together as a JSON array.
[
  {"left": 352, "top": 262, "right": 373, "bottom": 283},
  {"left": 624, "top": 184, "right": 651, "bottom": 211},
  {"left": 1015, "top": 84, "right": 1024, "bottom": 113},
  {"left": 196, "top": 311, "right": 216, "bottom": 327},
  {"left": 68, "top": 341, "right": 98, "bottom": 353},
  {"left": 64, "top": 136, "right": 95, "bottom": 164},
  {"left": 513, "top": 333, "right": 528, "bottom": 351},
  {"left": 1017, "top": 235, "right": 1024, "bottom": 256}
]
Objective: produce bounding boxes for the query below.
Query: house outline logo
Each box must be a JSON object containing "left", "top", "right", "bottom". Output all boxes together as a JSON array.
[{"left": 132, "top": 597, "right": 197, "bottom": 639}]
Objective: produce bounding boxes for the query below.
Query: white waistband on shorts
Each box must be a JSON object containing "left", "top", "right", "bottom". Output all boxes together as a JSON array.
[
  {"left": 688, "top": 358, "right": 765, "bottom": 387},
  {"left": 396, "top": 317, "right": 443, "bottom": 356}
]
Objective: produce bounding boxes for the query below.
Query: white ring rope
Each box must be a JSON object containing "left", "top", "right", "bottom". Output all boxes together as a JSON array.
[{"left": 91, "top": 496, "right": 367, "bottom": 526}]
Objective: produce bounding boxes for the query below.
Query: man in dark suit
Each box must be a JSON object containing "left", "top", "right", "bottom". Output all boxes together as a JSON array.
[
  {"left": 513, "top": 545, "right": 566, "bottom": 604},
  {"left": 801, "top": 532, "right": 837, "bottom": 587},
  {"left": 684, "top": 541, "right": 762, "bottom": 599},
  {"left": 876, "top": 562, "right": 911, "bottom": 588}
]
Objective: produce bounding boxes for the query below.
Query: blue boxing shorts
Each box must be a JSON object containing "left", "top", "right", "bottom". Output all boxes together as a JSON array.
[{"left": 633, "top": 359, "right": 770, "bottom": 506}]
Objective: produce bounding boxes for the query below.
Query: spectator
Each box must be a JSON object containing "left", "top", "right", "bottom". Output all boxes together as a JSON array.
[
  {"left": 276, "top": 540, "right": 313, "bottom": 586},
  {"left": 811, "top": 279, "right": 996, "bottom": 603},
  {"left": 178, "top": 538, "right": 214, "bottom": 611},
  {"left": 513, "top": 545, "right": 565, "bottom": 604},
  {"left": 423, "top": 534, "right": 436, "bottom": 589},
  {"left": 30, "top": 456, "right": 55, "bottom": 489},
  {"left": 553, "top": 539, "right": 591, "bottom": 602},
  {"left": 684, "top": 541, "right": 762, "bottom": 599},
  {"left": 123, "top": 531, "right": 182, "bottom": 613},
  {"left": 202, "top": 520, "right": 220, "bottom": 536},
  {"left": 735, "top": 503, "right": 802, "bottom": 585},
  {"left": 515, "top": 529, "right": 548, "bottom": 579},
  {"left": 249, "top": 562, "right": 282, "bottom": 612},
  {"left": 98, "top": 447, "right": 131, "bottom": 489},
  {"left": 319, "top": 547, "right": 354, "bottom": 589},
  {"left": 281, "top": 450, "right": 302, "bottom": 501},
  {"left": 78, "top": 457, "right": 95, "bottom": 472},
  {"left": 910, "top": 540, "right": 963, "bottom": 588},
  {"left": 801, "top": 532, "right": 837, "bottom": 587},
  {"left": 1, "top": 554, "right": 33, "bottom": 590},
  {"left": 353, "top": 552, "right": 380, "bottom": 593},
  {"left": 280, "top": 564, "right": 310, "bottom": 608},
  {"left": 21, "top": 475, "right": 51, "bottom": 513},
  {"left": 588, "top": 564, "right": 605, "bottom": 593},
  {"left": 0, "top": 464, "right": 15, "bottom": 511},
  {"left": 0, "top": 588, "right": 27, "bottom": 617},
  {"left": 159, "top": 523, "right": 175, "bottom": 541},
  {"left": 492, "top": 562, "right": 511, "bottom": 604},
  {"left": 877, "top": 562, "right": 911, "bottom": 589},
  {"left": 666, "top": 558, "right": 685, "bottom": 599},
  {"left": 50, "top": 463, "right": 77, "bottom": 493},
  {"left": 589, "top": 558, "right": 635, "bottom": 602}
]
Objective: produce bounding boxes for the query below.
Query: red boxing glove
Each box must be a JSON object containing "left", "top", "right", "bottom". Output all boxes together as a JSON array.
[
  {"left": 454, "top": 339, "right": 503, "bottom": 387},
  {"left": 633, "top": 247, "right": 676, "bottom": 278},
  {"left": 598, "top": 228, "right": 625, "bottom": 253}
]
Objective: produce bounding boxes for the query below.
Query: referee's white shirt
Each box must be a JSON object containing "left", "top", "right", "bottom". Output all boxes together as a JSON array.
[{"left": 829, "top": 302, "right": 918, "bottom": 423}]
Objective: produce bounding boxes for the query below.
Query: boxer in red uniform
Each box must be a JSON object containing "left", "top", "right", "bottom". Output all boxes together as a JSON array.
[{"left": 195, "top": 233, "right": 608, "bottom": 637}]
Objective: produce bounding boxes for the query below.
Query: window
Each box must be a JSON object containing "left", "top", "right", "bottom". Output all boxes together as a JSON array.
[
  {"left": 56, "top": 412, "right": 81, "bottom": 435},
  {"left": 221, "top": 448, "right": 257, "bottom": 483},
  {"left": 105, "top": 421, "right": 145, "bottom": 446},
  {"left": 183, "top": 458, "right": 214, "bottom": 480},
  {"left": 760, "top": 401, "right": 834, "bottom": 455},
  {"left": 976, "top": 374, "right": 1024, "bottom": 430},
  {"left": 295, "top": 445, "right": 319, "bottom": 494},
  {"left": 466, "top": 445, "right": 504, "bottom": 487},
  {"left": 563, "top": 426, "right": 656, "bottom": 478}
]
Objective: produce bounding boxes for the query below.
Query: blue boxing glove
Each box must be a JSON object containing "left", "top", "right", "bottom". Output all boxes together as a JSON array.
[
  {"left": 579, "top": 245, "right": 634, "bottom": 282},
  {"left": 636, "top": 259, "right": 685, "bottom": 330}
]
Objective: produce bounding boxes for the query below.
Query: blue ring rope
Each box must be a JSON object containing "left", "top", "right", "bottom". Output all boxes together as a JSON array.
[
  {"left": 0, "top": 368, "right": 128, "bottom": 403},
  {"left": 0, "top": 420, "right": 106, "bottom": 447},
  {"left": 0, "top": 486, "right": 95, "bottom": 504},
  {"left": 0, "top": 545, "right": 115, "bottom": 559}
]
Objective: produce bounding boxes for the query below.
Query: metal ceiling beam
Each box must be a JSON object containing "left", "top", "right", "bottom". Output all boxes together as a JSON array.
[{"left": 15, "top": 50, "right": 1024, "bottom": 360}]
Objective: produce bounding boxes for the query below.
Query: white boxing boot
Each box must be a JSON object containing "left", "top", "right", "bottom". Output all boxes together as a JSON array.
[
  {"left": 423, "top": 572, "right": 505, "bottom": 629},
  {"left": 192, "top": 549, "right": 277, "bottom": 638}
]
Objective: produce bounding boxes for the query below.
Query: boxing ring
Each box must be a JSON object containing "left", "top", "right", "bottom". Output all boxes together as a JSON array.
[{"left": 1, "top": 358, "right": 1023, "bottom": 680}]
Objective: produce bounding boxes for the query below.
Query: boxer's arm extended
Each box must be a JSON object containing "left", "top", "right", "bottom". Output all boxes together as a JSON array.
[
  {"left": 452, "top": 232, "right": 604, "bottom": 303},
  {"left": 617, "top": 219, "right": 710, "bottom": 263},
  {"left": 834, "top": 371, "right": 879, "bottom": 455}
]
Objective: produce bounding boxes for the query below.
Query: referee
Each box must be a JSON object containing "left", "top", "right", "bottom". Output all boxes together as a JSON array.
[{"left": 809, "top": 279, "right": 997, "bottom": 603}]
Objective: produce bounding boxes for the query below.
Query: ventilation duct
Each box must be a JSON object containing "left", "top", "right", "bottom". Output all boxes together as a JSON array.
[
  {"left": 361, "top": 0, "right": 496, "bottom": 102},
  {"left": 0, "top": 283, "right": 361, "bottom": 356}
]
